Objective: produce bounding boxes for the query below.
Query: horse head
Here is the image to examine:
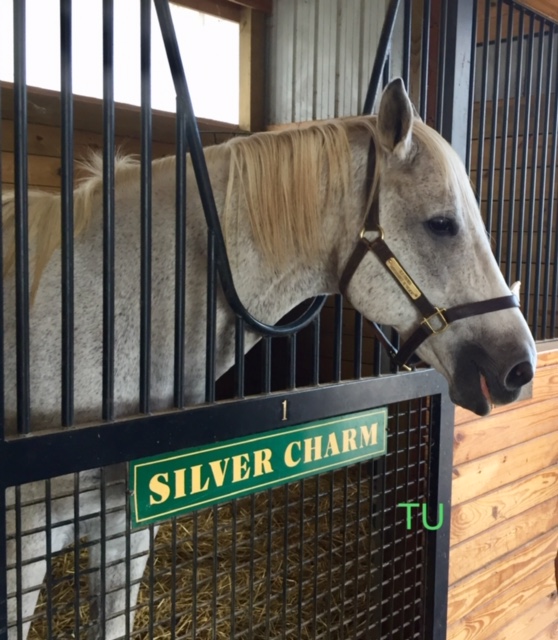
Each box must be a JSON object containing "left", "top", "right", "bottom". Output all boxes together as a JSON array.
[{"left": 344, "top": 79, "right": 536, "bottom": 416}]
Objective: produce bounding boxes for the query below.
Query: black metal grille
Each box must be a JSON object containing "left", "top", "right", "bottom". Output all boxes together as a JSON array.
[
  {"left": 470, "top": 0, "right": 558, "bottom": 341},
  {"left": 5, "top": 397, "right": 432, "bottom": 640}
]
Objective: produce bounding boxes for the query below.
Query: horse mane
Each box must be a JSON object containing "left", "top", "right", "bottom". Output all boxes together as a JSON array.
[
  {"left": 218, "top": 117, "right": 379, "bottom": 270},
  {"left": 1, "top": 115, "right": 472, "bottom": 301}
]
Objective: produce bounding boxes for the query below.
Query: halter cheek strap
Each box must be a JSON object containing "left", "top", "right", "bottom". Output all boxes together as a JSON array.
[{"left": 339, "top": 140, "right": 520, "bottom": 370}]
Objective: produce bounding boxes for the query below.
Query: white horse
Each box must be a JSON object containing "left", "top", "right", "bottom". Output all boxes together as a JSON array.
[{"left": 2, "top": 79, "right": 536, "bottom": 639}]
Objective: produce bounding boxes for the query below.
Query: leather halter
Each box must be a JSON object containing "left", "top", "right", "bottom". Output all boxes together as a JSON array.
[{"left": 339, "top": 140, "right": 520, "bottom": 370}]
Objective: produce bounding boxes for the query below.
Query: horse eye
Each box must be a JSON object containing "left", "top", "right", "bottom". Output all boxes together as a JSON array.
[{"left": 427, "top": 217, "right": 457, "bottom": 237}]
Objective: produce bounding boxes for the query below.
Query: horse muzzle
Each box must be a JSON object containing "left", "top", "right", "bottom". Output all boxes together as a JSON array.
[{"left": 451, "top": 343, "right": 535, "bottom": 416}]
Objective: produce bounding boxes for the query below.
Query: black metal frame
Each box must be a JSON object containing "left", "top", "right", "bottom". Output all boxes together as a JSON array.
[{"left": 0, "top": 1, "right": 472, "bottom": 638}]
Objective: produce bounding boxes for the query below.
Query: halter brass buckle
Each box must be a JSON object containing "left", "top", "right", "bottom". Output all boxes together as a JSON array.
[
  {"left": 360, "top": 225, "right": 385, "bottom": 243},
  {"left": 422, "top": 307, "right": 449, "bottom": 335}
]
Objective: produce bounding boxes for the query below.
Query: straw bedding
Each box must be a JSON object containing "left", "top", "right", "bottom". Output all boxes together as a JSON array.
[{"left": 28, "top": 465, "right": 379, "bottom": 639}]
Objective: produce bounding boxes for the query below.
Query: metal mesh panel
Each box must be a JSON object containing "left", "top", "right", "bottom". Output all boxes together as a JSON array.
[{"left": 4, "top": 398, "right": 431, "bottom": 640}]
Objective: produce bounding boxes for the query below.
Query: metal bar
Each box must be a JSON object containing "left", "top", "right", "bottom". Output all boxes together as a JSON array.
[
  {"left": 0, "top": 486, "right": 7, "bottom": 639},
  {"left": 435, "top": 0, "right": 447, "bottom": 132},
  {"left": 60, "top": 0, "right": 74, "bottom": 427},
  {"left": 362, "top": 0, "right": 401, "bottom": 114},
  {"left": 153, "top": 0, "right": 326, "bottom": 337},
  {"left": 402, "top": 0, "right": 411, "bottom": 88},
  {"left": 0, "top": 371, "right": 447, "bottom": 488},
  {"left": 515, "top": 12, "right": 536, "bottom": 285},
  {"left": 474, "top": 0, "right": 491, "bottom": 195},
  {"left": 524, "top": 15, "right": 544, "bottom": 331},
  {"left": 485, "top": 0, "right": 504, "bottom": 237},
  {"left": 14, "top": 487, "right": 23, "bottom": 638},
  {"left": 505, "top": 7, "right": 525, "bottom": 285},
  {"left": 419, "top": 0, "right": 431, "bottom": 120},
  {"left": 205, "top": 229, "right": 217, "bottom": 402},
  {"left": 262, "top": 336, "right": 271, "bottom": 394},
  {"left": 424, "top": 391, "right": 455, "bottom": 640},
  {"left": 173, "top": 103, "right": 187, "bottom": 409},
  {"left": 531, "top": 17, "right": 550, "bottom": 337},
  {"left": 13, "top": 0, "right": 31, "bottom": 434},
  {"left": 288, "top": 334, "right": 296, "bottom": 389},
  {"left": 0, "top": 81, "right": 4, "bottom": 440},
  {"left": 45, "top": 480, "right": 53, "bottom": 639},
  {"left": 102, "top": 0, "right": 116, "bottom": 422},
  {"left": 234, "top": 317, "right": 245, "bottom": 398},
  {"left": 495, "top": 0, "right": 515, "bottom": 265},
  {"left": 140, "top": 0, "right": 153, "bottom": 413},
  {"left": 354, "top": 312, "right": 363, "bottom": 379},
  {"left": 312, "top": 315, "right": 320, "bottom": 386},
  {"left": 73, "top": 474, "right": 81, "bottom": 640},
  {"left": 465, "top": 0, "right": 478, "bottom": 174},
  {"left": 333, "top": 295, "right": 342, "bottom": 383},
  {"left": 545, "top": 29, "right": 558, "bottom": 337}
]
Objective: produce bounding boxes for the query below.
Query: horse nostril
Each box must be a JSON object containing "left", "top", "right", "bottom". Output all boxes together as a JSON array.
[{"left": 505, "top": 361, "right": 534, "bottom": 390}]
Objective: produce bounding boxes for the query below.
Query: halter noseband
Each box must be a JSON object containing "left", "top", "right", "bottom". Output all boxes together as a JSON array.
[{"left": 339, "top": 141, "right": 519, "bottom": 370}]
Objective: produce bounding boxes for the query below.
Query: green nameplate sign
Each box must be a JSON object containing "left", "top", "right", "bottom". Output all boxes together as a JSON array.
[{"left": 130, "top": 407, "right": 387, "bottom": 527}]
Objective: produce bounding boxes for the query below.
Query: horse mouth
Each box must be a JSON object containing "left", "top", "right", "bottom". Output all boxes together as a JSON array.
[
  {"left": 450, "top": 346, "right": 523, "bottom": 416},
  {"left": 479, "top": 373, "right": 493, "bottom": 414}
]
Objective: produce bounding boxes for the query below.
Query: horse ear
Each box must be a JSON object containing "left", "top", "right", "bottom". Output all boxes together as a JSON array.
[{"left": 377, "top": 78, "right": 414, "bottom": 160}]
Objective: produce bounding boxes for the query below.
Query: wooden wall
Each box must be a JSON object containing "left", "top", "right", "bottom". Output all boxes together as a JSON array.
[
  {"left": 1, "top": 83, "right": 243, "bottom": 194},
  {"left": 447, "top": 345, "right": 558, "bottom": 639}
]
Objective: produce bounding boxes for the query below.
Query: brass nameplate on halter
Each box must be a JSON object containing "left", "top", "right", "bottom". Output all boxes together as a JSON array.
[{"left": 386, "top": 258, "right": 421, "bottom": 300}]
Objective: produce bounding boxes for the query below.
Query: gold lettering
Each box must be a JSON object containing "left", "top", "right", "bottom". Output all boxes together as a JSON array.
[
  {"left": 190, "top": 464, "right": 210, "bottom": 494},
  {"left": 232, "top": 453, "right": 251, "bottom": 482},
  {"left": 359, "top": 423, "right": 378, "bottom": 448},
  {"left": 208, "top": 458, "right": 230, "bottom": 487},
  {"left": 284, "top": 441, "right": 301, "bottom": 467},
  {"left": 174, "top": 468, "right": 187, "bottom": 498},
  {"left": 324, "top": 432, "right": 341, "bottom": 457},
  {"left": 342, "top": 428, "right": 357, "bottom": 452},
  {"left": 253, "top": 448, "right": 273, "bottom": 477},
  {"left": 149, "top": 473, "right": 170, "bottom": 505},
  {"left": 304, "top": 436, "right": 323, "bottom": 463}
]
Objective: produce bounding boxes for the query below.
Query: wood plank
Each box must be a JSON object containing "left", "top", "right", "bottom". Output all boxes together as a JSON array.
[
  {"left": 171, "top": 0, "right": 242, "bottom": 22},
  {"left": 472, "top": 95, "right": 554, "bottom": 140},
  {"left": 476, "top": 2, "right": 522, "bottom": 44},
  {"left": 453, "top": 397, "right": 558, "bottom": 465},
  {"left": 454, "top": 363, "right": 558, "bottom": 424},
  {"left": 451, "top": 469, "right": 558, "bottom": 544},
  {"left": 470, "top": 167, "right": 556, "bottom": 200},
  {"left": 488, "top": 589, "right": 558, "bottom": 640},
  {"left": 1, "top": 152, "right": 62, "bottom": 189},
  {"left": 535, "top": 619, "right": 558, "bottom": 639},
  {"left": 471, "top": 132, "right": 557, "bottom": 171},
  {"left": 239, "top": 8, "right": 266, "bottom": 131},
  {"left": 1, "top": 120, "right": 176, "bottom": 160},
  {"left": 447, "top": 527, "right": 557, "bottom": 624},
  {"left": 516, "top": 0, "right": 558, "bottom": 24},
  {"left": 452, "top": 430, "right": 558, "bottom": 505},
  {"left": 1, "top": 82, "right": 244, "bottom": 140},
  {"left": 229, "top": 0, "right": 272, "bottom": 13},
  {"left": 447, "top": 563, "right": 556, "bottom": 640},
  {"left": 449, "top": 496, "right": 558, "bottom": 584}
]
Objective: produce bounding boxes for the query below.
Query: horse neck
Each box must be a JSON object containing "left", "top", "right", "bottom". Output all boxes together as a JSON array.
[{"left": 221, "top": 130, "right": 373, "bottom": 325}]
